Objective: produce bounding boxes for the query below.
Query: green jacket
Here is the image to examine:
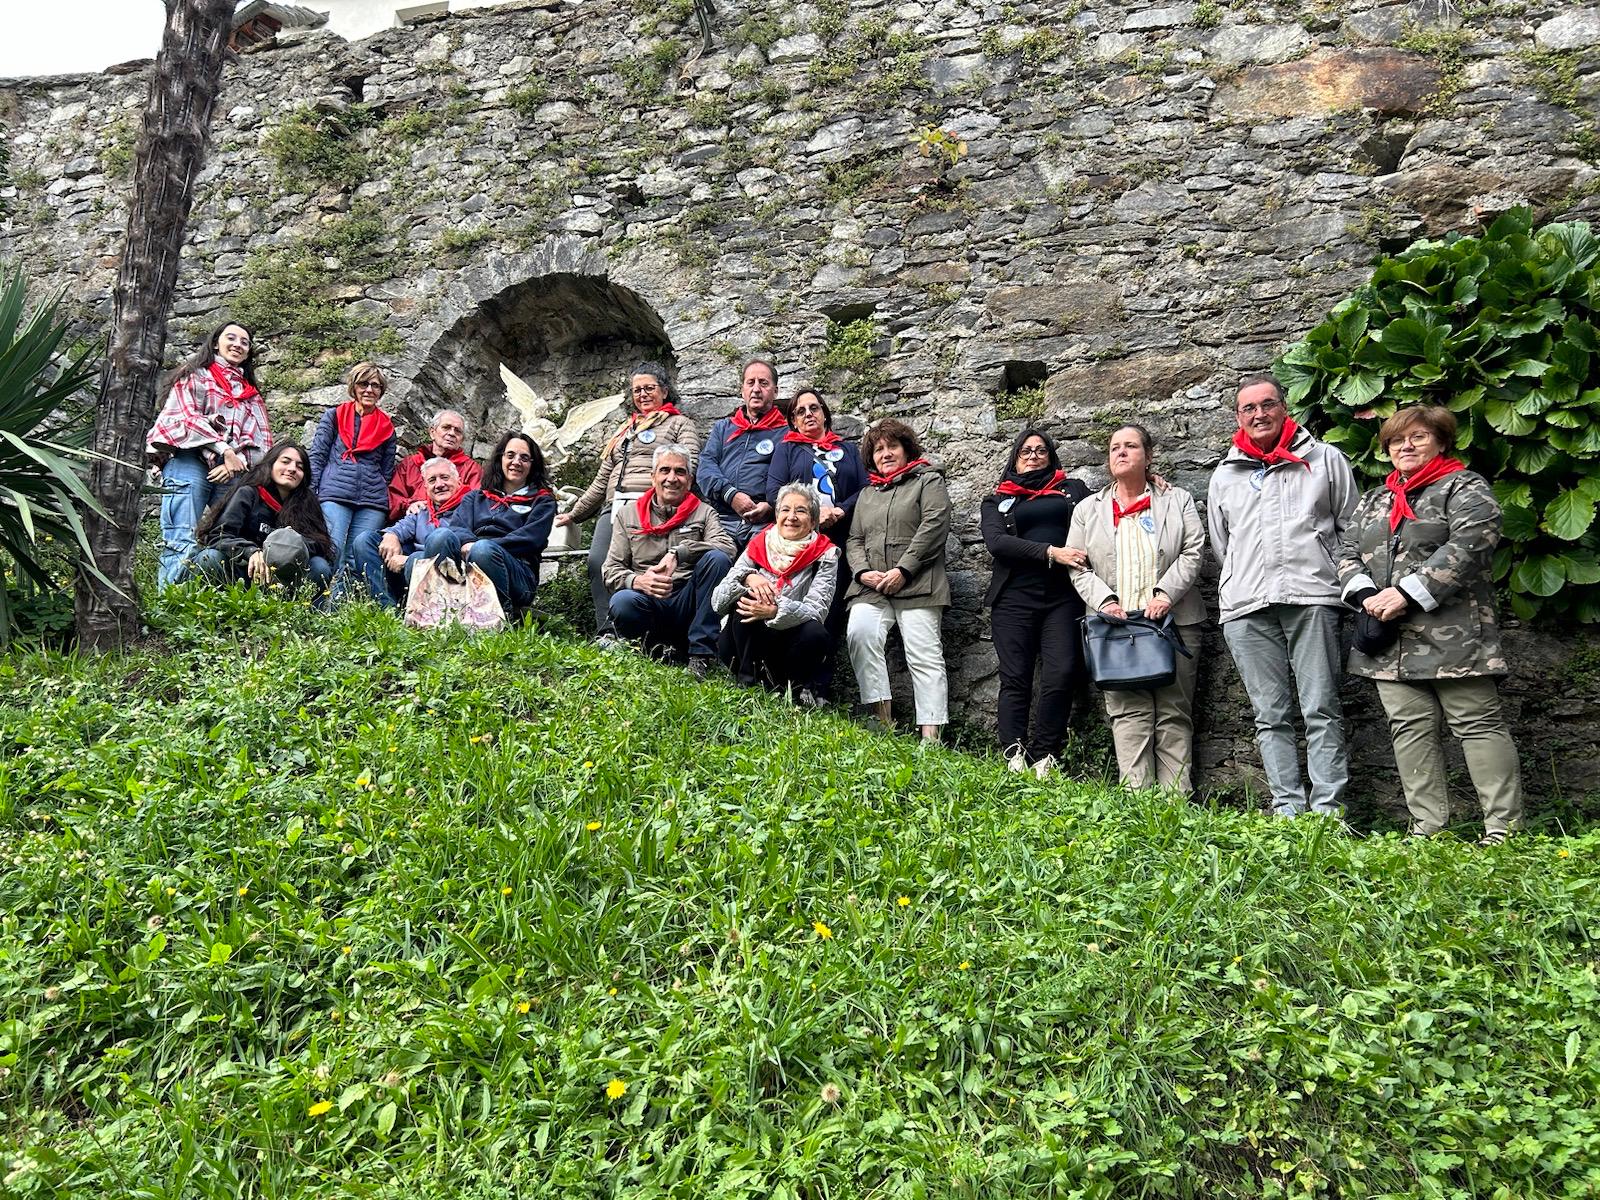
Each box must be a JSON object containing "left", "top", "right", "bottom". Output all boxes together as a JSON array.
[
  {"left": 1336, "top": 469, "right": 1506, "bottom": 680},
  {"left": 845, "top": 463, "right": 953, "bottom": 609}
]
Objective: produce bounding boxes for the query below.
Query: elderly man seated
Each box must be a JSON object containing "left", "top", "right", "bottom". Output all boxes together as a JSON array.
[
  {"left": 356, "top": 456, "right": 474, "bottom": 607},
  {"left": 602, "top": 444, "right": 735, "bottom": 677}
]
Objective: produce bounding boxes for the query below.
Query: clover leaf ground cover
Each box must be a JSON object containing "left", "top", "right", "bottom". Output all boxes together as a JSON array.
[{"left": 1, "top": 589, "right": 1596, "bottom": 1199}]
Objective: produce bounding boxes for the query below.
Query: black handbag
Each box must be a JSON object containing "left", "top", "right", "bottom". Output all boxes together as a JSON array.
[
  {"left": 1352, "top": 531, "right": 1403, "bottom": 657},
  {"left": 1081, "top": 610, "right": 1193, "bottom": 691}
]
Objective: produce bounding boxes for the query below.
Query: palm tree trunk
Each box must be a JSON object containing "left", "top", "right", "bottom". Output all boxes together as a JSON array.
[{"left": 73, "top": 0, "right": 236, "bottom": 651}]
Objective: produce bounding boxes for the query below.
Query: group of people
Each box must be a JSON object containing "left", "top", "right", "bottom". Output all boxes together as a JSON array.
[{"left": 145, "top": 320, "right": 1524, "bottom": 842}]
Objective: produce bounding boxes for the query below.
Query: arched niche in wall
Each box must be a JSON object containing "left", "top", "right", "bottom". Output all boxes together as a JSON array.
[{"left": 400, "top": 241, "right": 675, "bottom": 459}]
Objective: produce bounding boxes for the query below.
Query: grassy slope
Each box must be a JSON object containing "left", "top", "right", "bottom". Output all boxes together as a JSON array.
[{"left": 0, "top": 590, "right": 1596, "bottom": 1199}]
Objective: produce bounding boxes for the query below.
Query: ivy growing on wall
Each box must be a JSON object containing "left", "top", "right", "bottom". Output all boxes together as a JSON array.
[{"left": 1276, "top": 209, "right": 1600, "bottom": 622}]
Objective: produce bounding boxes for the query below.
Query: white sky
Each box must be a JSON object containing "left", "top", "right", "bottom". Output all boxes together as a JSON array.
[{"left": 0, "top": 1, "right": 171, "bottom": 79}]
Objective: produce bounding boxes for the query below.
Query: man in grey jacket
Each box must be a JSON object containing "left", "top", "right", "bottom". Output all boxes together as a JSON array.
[{"left": 1207, "top": 375, "right": 1359, "bottom": 817}]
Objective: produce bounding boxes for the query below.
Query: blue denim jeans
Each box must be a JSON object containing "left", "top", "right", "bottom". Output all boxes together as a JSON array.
[
  {"left": 320, "top": 502, "right": 386, "bottom": 596},
  {"left": 157, "top": 450, "right": 220, "bottom": 588},
  {"left": 352, "top": 528, "right": 400, "bottom": 606},
  {"left": 1222, "top": 604, "right": 1348, "bottom": 816},
  {"left": 419, "top": 526, "right": 535, "bottom": 611},
  {"left": 609, "top": 550, "right": 732, "bottom": 658}
]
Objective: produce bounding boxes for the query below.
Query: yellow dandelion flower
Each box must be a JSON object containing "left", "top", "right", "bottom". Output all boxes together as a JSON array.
[
  {"left": 586, "top": 820, "right": 602, "bottom": 831},
  {"left": 608, "top": 986, "right": 618, "bottom": 995},
  {"left": 308, "top": 1100, "right": 334, "bottom": 1117},
  {"left": 342, "top": 945, "right": 352, "bottom": 955},
  {"left": 958, "top": 961, "right": 970, "bottom": 970},
  {"left": 896, "top": 895, "right": 911, "bottom": 907},
  {"left": 1557, "top": 848, "right": 1571, "bottom": 858},
  {"left": 516, "top": 1001, "right": 531, "bottom": 1014},
  {"left": 470, "top": 735, "right": 483, "bottom": 745},
  {"left": 501, "top": 885, "right": 513, "bottom": 895},
  {"left": 582, "top": 760, "right": 595, "bottom": 770},
  {"left": 605, "top": 1078, "right": 627, "bottom": 1100},
  {"left": 237, "top": 885, "right": 249, "bottom": 897},
  {"left": 165, "top": 887, "right": 176, "bottom": 896},
  {"left": 813, "top": 920, "right": 833, "bottom": 940}
]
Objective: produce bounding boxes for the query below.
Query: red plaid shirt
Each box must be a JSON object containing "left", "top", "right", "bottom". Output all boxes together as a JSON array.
[{"left": 146, "top": 363, "right": 272, "bottom": 466}]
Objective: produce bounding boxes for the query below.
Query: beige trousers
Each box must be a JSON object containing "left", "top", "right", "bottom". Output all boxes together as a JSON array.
[
  {"left": 1374, "top": 676, "right": 1523, "bottom": 835},
  {"left": 1103, "top": 622, "right": 1203, "bottom": 794}
]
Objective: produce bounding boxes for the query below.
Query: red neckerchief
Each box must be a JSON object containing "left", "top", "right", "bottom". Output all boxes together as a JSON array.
[
  {"left": 426, "top": 484, "right": 471, "bottom": 522},
  {"left": 995, "top": 470, "right": 1067, "bottom": 500},
  {"left": 256, "top": 486, "right": 282, "bottom": 513},
  {"left": 783, "top": 428, "right": 843, "bottom": 452},
  {"left": 1386, "top": 457, "right": 1465, "bottom": 531},
  {"left": 1112, "top": 493, "right": 1152, "bottom": 526},
  {"left": 868, "top": 458, "right": 930, "bottom": 488},
  {"left": 636, "top": 489, "right": 701, "bottom": 536},
  {"left": 335, "top": 402, "right": 395, "bottom": 461},
  {"left": 483, "top": 487, "right": 551, "bottom": 509},
  {"left": 746, "top": 529, "right": 834, "bottom": 592},
  {"left": 1232, "top": 416, "right": 1309, "bottom": 468},
  {"left": 725, "top": 405, "right": 787, "bottom": 442},
  {"left": 209, "top": 361, "right": 259, "bottom": 406}
]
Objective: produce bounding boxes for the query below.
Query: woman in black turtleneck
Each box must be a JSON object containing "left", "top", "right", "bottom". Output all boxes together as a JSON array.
[{"left": 980, "top": 428, "right": 1092, "bottom": 778}]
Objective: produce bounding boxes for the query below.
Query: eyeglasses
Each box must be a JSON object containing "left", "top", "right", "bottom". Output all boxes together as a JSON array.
[
  {"left": 1388, "top": 432, "right": 1437, "bottom": 448},
  {"left": 504, "top": 451, "right": 533, "bottom": 463},
  {"left": 1017, "top": 445, "right": 1050, "bottom": 458},
  {"left": 1237, "top": 399, "right": 1285, "bottom": 418},
  {"left": 354, "top": 382, "right": 384, "bottom": 392},
  {"left": 631, "top": 383, "right": 662, "bottom": 396}
]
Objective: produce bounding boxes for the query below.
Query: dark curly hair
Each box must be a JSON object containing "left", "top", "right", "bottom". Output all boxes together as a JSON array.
[{"left": 860, "top": 418, "right": 923, "bottom": 469}]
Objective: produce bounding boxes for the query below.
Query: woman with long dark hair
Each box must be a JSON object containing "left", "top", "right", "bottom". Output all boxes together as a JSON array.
[
  {"left": 189, "top": 442, "right": 334, "bottom": 591},
  {"left": 980, "top": 427, "right": 1093, "bottom": 778},
  {"left": 415, "top": 430, "right": 556, "bottom": 613},
  {"left": 554, "top": 362, "right": 699, "bottom": 640},
  {"left": 145, "top": 320, "right": 273, "bottom": 587}
]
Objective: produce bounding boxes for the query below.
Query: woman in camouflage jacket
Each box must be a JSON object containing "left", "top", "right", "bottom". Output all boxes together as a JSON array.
[{"left": 1336, "top": 404, "right": 1522, "bottom": 844}]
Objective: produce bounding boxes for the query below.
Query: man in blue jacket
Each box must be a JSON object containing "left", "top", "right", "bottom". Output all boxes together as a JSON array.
[
  {"left": 697, "top": 357, "right": 787, "bottom": 548},
  {"left": 358, "top": 457, "right": 473, "bottom": 607}
]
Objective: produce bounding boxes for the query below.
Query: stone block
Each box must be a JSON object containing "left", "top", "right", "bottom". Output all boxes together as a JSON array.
[
  {"left": 1123, "top": 4, "right": 1194, "bottom": 31},
  {"left": 1044, "top": 348, "right": 1213, "bottom": 410},
  {"left": 770, "top": 33, "right": 822, "bottom": 63},
  {"left": 1213, "top": 49, "right": 1441, "bottom": 118},
  {"left": 1204, "top": 24, "right": 1313, "bottom": 66},
  {"left": 1535, "top": 9, "right": 1600, "bottom": 51}
]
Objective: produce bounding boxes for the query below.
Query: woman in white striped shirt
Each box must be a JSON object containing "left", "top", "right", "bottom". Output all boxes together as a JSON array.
[{"left": 1067, "top": 425, "right": 1208, "bottom": 794}]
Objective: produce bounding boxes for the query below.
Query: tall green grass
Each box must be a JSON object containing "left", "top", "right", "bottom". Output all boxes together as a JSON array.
[{"left": 0, "top": 589, "right": 1596, "bottom": 1198}]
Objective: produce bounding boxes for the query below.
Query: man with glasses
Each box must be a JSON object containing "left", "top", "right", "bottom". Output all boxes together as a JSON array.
[
  {"left": 1207, "top": 374, "right": 1360, "bottom": 819},
  {"left": 387, "top": 409, "right": 482, "bottom": 522},
  {"left": 697, "top": 358, "right": 786, "bottom": 549}
]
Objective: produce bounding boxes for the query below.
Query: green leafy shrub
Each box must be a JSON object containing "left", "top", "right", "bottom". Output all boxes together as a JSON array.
[
  {"left": 1276, "top": 209, "right": 1600, "bottom": 621},
  {"left": 263, "top": 104, "right": 374, "bottom": 187},
  {"left": 815, "top": 315, "right": 890, "bottom": 408}
]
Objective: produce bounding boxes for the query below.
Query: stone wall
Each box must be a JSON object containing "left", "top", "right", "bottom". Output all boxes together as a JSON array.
[{"left": 3, "top": 0, "right": 1599, "bottom": 817}]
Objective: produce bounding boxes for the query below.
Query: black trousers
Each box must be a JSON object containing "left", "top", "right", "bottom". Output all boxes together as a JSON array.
[
  {"left": 992, "top": 595, "right": 1086, "bottom": 761},
  {"left": 719, "top": 617, "right": 832, "bottom": 692}
]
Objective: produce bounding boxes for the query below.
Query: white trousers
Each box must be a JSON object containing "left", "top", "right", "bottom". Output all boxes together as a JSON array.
[{"left": 846, "top": 600, "right": 948, "bottom": 726}]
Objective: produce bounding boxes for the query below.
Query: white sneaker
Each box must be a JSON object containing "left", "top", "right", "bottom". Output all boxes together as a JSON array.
[
  {"left": 1032, "top": 754, "right": 1058, "bottom": 781},
  {"left": 1004, "top": 744, "right": 1028, "bottom": 773}
]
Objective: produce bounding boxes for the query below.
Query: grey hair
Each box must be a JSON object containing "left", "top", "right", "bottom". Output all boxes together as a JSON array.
[
  {"left": 775, "top": 481, "right": 820, "bottom": 524},
  {"left": 1235, "top": 374, "right": 1283, "bottom": 403},
  {"left": 421, "top": 456, "right": 461, "bottom": 478},
  {"left": 652, "top": 443, "right": 695, "bottom": 473},
  {"left": 628, "top": 360, "right": 680, "bottom": 407},
  {"left": 429, "top": 409, "right": 466, "bottom": 429}
]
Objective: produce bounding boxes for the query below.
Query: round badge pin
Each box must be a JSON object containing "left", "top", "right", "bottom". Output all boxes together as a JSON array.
[
  {"left": 1140, "top": 514, "right": 1155, "bottom": 533},
  {"left": 1250, "top": 467, "right": 1266, "bottom": 491},
  {"left": 825, "top": 448, "right": 845, "bottom": 463},
  {"left": 638, "top": 429, "right": 656, "bottom": 444},
  {"left": 756, "top": 438, "right": 774, "bottom": 455},
  {"left": 998, "top": 497, "right": 1016, "bottom": 514}
]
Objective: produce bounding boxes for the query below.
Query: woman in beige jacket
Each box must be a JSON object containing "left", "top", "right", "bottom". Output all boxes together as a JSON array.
[
  {"left": 1068, "top": 425, "right": 1207, "bottom": 794},
  {"left": 555, "top": 361, "right": 700, "bottom": 639}
]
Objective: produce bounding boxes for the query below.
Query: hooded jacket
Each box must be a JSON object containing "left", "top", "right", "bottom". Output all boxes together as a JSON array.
[{"left": 845, "top": 461, "right": 953, "bottom": 609}]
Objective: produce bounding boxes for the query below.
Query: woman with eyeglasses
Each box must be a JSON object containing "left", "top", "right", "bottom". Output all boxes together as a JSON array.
[
  {"left": 1336, "top": 405, "right": 1521, "bottom": 845},
  {"left": 419, "top": 431, "right": 556, "bottom": 614},
  {"left": 767, "top": 388, "right": 867, "bottom": 696},
  {"left": 555, "top": 361, "right": 700, "bottom": 640},
  {"left": 308, "top": 361, "right": 398, "bottom": 594},
  {"left": 980, "top": 428, "right": 1093, "bottom": 778}
]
